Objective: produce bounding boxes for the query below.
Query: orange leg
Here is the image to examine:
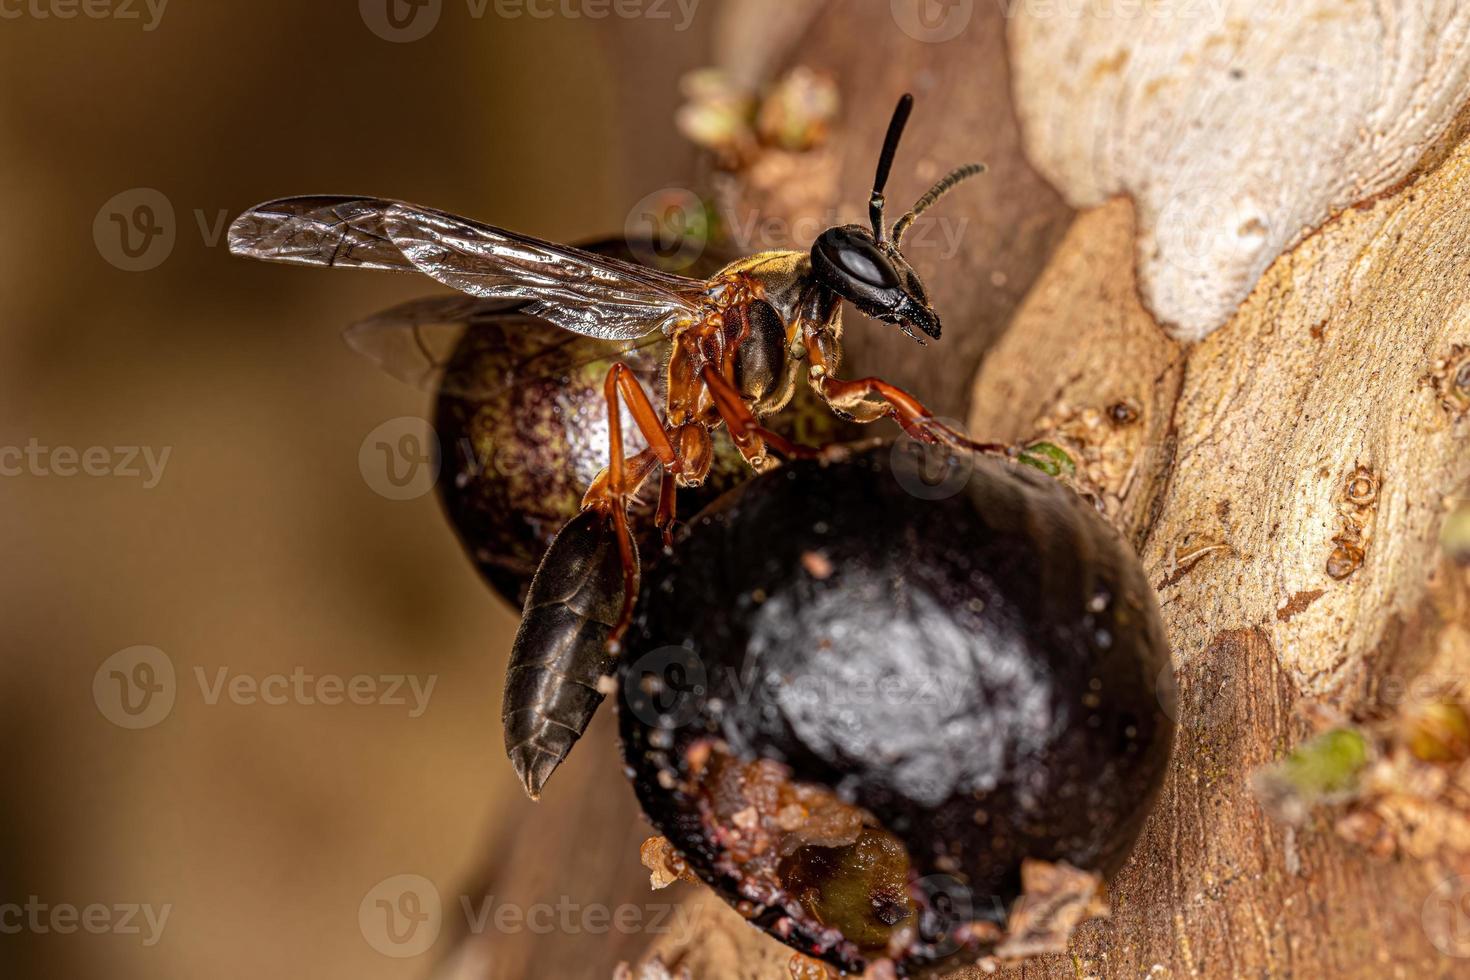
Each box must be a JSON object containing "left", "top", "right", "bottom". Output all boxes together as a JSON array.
[
  {"left": 605, "top": 362, "right": 679, "bottom": 480},
  {"left": 699, "top": 364, "right": 822, "bottom": 464},
  {"left": 803, "top": 332, "right": 1004, "bottom": 454},
  {"left": 592, "top": 362, "right": 681, "bottom": 653}
]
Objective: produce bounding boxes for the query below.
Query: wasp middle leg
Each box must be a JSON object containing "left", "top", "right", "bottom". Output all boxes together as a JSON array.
[
  {"left": 502, "top": 362, "right": 678, "bottom": 799},
  {"left": 699, "top": 364, "right": 823, "bottom": 465}
]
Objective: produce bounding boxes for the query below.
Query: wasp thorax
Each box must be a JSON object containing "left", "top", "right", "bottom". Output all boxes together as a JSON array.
[{"left": 619, "top": 444, "right": 1174, "bottom": 974}]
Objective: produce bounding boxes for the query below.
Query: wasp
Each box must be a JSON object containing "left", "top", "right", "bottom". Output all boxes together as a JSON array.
[
  {"left": 229, "top": 94, "right": 990, "bottom": 799},
  {"left": 335, "top": 238, "right": 785, "bottom": 609}
]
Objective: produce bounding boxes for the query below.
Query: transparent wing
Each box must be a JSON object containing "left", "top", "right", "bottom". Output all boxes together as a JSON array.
[
  {"left": 229, "top": 196, "right": 709, "bottom": 341},
  {"left": 381, "top": 202, "right": 706, "bottom": 340},
  {"left": 343, "top": 295, "right": 667, "bottom": 399},
  {"left": 227, "top": 195, "right": 418, "bottom": 272}
]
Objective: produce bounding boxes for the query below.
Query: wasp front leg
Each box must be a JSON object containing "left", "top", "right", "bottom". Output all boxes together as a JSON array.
[
  {"left": 502, "top": 363, "right": 676, "bottom": 799},
  {"left": 802, "top": 329, "right": 1004, "bottom": 455}
]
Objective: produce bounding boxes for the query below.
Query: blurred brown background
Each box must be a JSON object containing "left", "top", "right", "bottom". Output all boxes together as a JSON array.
[{"left": 0, "top": 4, "right": 711, "bottom": 978}]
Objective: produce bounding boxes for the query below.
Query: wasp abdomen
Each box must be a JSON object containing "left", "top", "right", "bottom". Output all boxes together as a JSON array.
[{"left": 502, "top": 507, "right": 630, "bottom": 798}]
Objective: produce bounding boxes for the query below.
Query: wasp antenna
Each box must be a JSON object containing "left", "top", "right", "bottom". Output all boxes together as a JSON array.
[
  {"left": 891, "top": 162, "right": 987, "bottom": 246},
  {"left": 870, "top": 93, "right": 915, "bottom": 242}
]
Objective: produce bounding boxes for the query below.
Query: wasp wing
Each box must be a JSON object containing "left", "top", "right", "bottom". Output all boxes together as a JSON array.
[
  {"left": 229, "top": 196, "right": 708, "bottom": 341},
  {"left": 380, "top": 202, "right": 705, "bottom": 341},
  {"left": 227, "top": 195, "right": 420, "bottom": 272},
  {"left": 343, "top": 294, "right": 667, "bottom": 399}
]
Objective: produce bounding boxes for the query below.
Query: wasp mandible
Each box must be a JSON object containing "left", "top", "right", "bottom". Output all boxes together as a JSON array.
[{"left": 228, "top": 93, "right": 990, "bottom": 799}]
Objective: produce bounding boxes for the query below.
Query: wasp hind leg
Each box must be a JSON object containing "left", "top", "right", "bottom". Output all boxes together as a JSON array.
[{"left": 502, "top": 363, "right": 677, "bottom": 799}]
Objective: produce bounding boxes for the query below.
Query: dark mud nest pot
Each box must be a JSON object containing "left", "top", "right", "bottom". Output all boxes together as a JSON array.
[{"left": 617, "top": 443, "right": 1174, "bottom": 974}]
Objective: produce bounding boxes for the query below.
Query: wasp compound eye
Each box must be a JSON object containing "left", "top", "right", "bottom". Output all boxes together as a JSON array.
[
  {"left": 618, "top": 444, "right": 1174, "bottom": 974},
  {"left": 813, "top": 225, "right": 901, "bottom": 291}
]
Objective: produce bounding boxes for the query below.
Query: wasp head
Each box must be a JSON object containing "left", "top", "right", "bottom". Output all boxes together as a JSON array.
[
  {"left": 812, "top": 93, "right": 985, "bottom": 346},
  {"left": 810, "top": 224, "right": 939, "bottom": 343}
]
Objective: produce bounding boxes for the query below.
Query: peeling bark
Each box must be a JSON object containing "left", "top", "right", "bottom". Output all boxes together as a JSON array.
[{"left": 1009, "top": 0, "right": 1470, "bottom": 339}]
